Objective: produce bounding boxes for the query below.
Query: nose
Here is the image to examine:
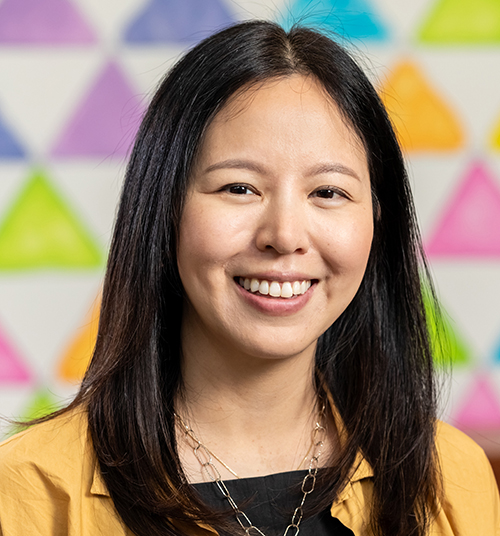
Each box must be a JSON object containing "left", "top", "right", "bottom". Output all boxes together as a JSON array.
[{"left": 255, "top": 194, "right": 310, "bottom": 255}]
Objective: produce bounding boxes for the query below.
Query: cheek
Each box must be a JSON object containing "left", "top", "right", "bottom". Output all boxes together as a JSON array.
[
  {"left": 321, "top": 214, "right": 374, "bottom": 278},
  {"left": 177, "top": 208, "right": 214, "bottom": 283},
  {"left": 177, "top": 202, "right": 248, "bottom": 285},
  {"left": 347, "top": 219, "right": 373, "bottom": 268}
]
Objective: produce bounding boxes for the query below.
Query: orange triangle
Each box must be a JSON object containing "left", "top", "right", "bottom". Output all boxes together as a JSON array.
[
  {"left": 58, "top": 297, "right": 100, "bottom": 382},
  {"left": 380, "top": 61, "right": 464, "bottom": 152}
]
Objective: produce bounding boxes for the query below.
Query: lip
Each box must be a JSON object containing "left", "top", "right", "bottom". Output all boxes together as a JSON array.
[{"left": 234, "top": 276, "right": 316, "bottom": 316}]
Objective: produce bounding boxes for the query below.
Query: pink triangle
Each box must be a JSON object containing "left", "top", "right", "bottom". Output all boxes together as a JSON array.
[
  {"left": 0, "top": 325, "right": 31, "bottom": 384},
  {"left": 0, "top": 0, "right": 95, "bottom": 44},
  {"left": 426, "top": 162, "right": 500, "bottom": 257},
  {"left": 455, "top": 375, "right": 500, "bottom": 430},
  {"left": 52, "top": 62, "right": 143, "bottom": 158}
]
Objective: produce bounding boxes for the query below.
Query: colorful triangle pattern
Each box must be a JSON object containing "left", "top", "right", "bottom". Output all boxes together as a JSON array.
[
  {"left": 18, "top": 388, "right": 60, "bottom": 421},
  {"left": 6, "top": 388, "right": 61, "bottom": 437},
  {"left": 454, "top": 375, "right": 500, "bottom": 429},
  {"left": 0, "top": 111, "right": 25, "bottom": 158},
  {"left": 418, "top": 0, "right": 500, "bottom": 44},
  {"left": 124, "top": 0, "right": 235, "bottom": 44},
  {"left": 52, "top": 62, "right": 143, "bottom": 158},
  {"left": 490, "top": 112, "right": 500, "bottom": 150},
  {"left": 58, "top": 297, "right": 100, "bottom": 382},
  {"left": 281, "top": 0, "right": 388, "bottom": 40},
  {"left": 0, "top": 324, "right": 31, "bottom": 384},
  {"left": 426, "top": 162, "right": 500, "bottom": 258},
  {"left": 424, "top": 291, "right": 471, "bottom": 368},
  {"left": 493, "top": 337, "right": 500, "bottom": 365},
  {"left": 0, "top": 169, "right": 102, "bottom": 270},
  {"left": 379, "top": 61, "right": 463, "bottom": 152},
  {"left": 0, "top": 0, "right": 95, "bottom": 44}
]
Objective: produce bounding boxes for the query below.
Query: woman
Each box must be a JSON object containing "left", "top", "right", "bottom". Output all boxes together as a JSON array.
[{"left": 0, "top": 20, "right": 498, "bottom": 536}]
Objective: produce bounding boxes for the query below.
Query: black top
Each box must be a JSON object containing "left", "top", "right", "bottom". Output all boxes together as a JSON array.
[{"left": 192, "top": 470, "right": 354, "bottom": 536}]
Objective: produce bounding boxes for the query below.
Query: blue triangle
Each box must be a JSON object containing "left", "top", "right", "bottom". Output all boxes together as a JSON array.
[
  {"left": 493, "top": 337, "right": 500, "bottom": 365},
  {"left": 281, "top": 0, "right": 389, "bottom": 41},
  {"left": 124, "top": 0, "right": 235, "bottom": 45},
  {"left": 0, "top": 111, "right": 25, "bottom": 158}
]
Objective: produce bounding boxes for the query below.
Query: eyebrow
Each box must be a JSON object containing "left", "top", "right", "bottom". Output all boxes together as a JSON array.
[
  {"left": 204, "top": 159, "right": 361, "bottom": 181},
  {"left": 306, "top": 162, "right": 361, "bottom": 182},
  {"left": 204, "top": 159, "right": 268, "bottom": 175}
]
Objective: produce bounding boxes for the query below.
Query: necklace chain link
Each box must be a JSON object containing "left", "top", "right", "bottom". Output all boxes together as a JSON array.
[{"left": 175, "top": 400, "right": 326, "bottom": 536}]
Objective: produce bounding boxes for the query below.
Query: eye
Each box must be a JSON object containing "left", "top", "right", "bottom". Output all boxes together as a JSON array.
[
  {"left": 311, "top": 187, "right": 346, "bottom": 200},
  {"left": 315, "top": 189, "right": 337, "bottom": 199},
  {"left": 223, "top": 184, "right": 255, "bottom": 195}
]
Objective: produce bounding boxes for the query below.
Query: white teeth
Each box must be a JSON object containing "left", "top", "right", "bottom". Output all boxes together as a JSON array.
[
  {"left": 269, "top": 281, "right": 281, "bottom": 297},
  {"left": 238, "top": 277, "right": 312, "bottom": 298},
  {"left": 259, "top": 280, "right": 269, "bottom": 295},
  {"left": 281, "top": 282, "right": 293, "bottom": 298}
]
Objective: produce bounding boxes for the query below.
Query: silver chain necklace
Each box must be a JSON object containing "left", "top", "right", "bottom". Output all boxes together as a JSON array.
[{"left": 175, "top": 399, "right": 327, "bottom": 536}]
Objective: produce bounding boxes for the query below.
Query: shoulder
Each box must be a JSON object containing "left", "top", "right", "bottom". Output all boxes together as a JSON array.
[
  {"left": 0, "top": 408, "right": 92, "bottom": 493},
  {"left": 432, "top": 421, "right": 500, "bottom": 535},
  {"left": 0, "top": 408, "right": 128, "bottom": 535},
  {"left": 435, "top": 420, "right": 497, "bottom": 492}
]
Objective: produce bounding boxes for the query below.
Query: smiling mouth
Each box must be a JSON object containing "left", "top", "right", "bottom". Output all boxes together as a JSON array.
[{"left": 237, "top": 277, "right": 312, "bottom": 298}]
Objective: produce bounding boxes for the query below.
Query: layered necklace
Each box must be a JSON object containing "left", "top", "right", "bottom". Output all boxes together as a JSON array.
[{"left": 175, "top": 398, "right": 327, "bottom": 536}]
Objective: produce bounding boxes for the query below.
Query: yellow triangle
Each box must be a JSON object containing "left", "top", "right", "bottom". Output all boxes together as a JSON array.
[
  {"left": 380, "top": 61, "right": 464, "bottom": 152},
  {"left": 490, "top": 115, "right": 500, "bottom": 149},
  {"left": 58, "top": 297, "right": 100, "bottom": 382}
]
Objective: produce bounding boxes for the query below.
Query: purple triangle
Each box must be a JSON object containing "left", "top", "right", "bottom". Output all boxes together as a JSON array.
[
  {"left": 51, "top": 62, "right": 144, "bottom": 158},
  {"left": 124, "top": 0, "right": 235, "bottom": 44},
  {"left": 0, "top": 0, "right": 96, "bottom": 44},
  {"left": 0, "top": 325, "right": 31, "bottom": 384}
]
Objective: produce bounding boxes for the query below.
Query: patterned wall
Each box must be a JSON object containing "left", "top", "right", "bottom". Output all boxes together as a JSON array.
[{"left": 0, "top": 0, "right": 499, "bottom": 457}]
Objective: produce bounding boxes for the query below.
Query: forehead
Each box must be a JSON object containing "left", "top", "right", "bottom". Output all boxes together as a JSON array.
[
  {"left": 194, "top": 74, "right": 368, "bottom": 176},
  {"left": 216, "top": 75, "right": 355, "bottom": 131}
]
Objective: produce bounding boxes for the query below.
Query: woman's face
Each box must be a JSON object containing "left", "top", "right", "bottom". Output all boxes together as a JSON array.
[{"left": 177, "top": 75, "right": 373, "bottom": 362}]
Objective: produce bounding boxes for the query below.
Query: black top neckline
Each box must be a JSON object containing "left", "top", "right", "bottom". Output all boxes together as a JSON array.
[{"left": 192, "top": 469, "right": 354, "bottom": 536}]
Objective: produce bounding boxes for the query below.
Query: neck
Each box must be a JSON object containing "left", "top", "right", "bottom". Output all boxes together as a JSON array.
[
  {"left": 179, "top": 330, "right": 318, "bottom": 434},
  {"left": 176, "top": 325, "right": 332, "bottom": 481}
]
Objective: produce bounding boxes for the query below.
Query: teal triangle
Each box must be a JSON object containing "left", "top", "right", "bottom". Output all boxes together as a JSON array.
[
  {"left": 281, "top": 0, "right": 389, "bottom": 41},
  {"left": 493, "top": 337, "right": 500, "bottom": 365},
  {"left": 0, "top": 110, "right": 25, "bottom": 158}
]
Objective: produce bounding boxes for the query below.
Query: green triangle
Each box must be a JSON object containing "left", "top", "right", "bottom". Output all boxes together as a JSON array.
[
  {"left": 19, "top": 388, "right": 61, "bottom": 421},
  {"left": 6, "top": 388, "right": 62, "bottom": 437},
  {"left": 424, "top": 291, "right": 471, "bottom": 368},
  {"left": 0, "top": 170, "right": 102, "bottom": 270},
  {"left": 418, "top": 0, "right": 500, "bottom": 44}
]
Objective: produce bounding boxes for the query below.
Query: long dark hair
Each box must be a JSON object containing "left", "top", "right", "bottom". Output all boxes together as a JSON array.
[{"left": 62, "top": 20, "right": 440, "bottom": 536}]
